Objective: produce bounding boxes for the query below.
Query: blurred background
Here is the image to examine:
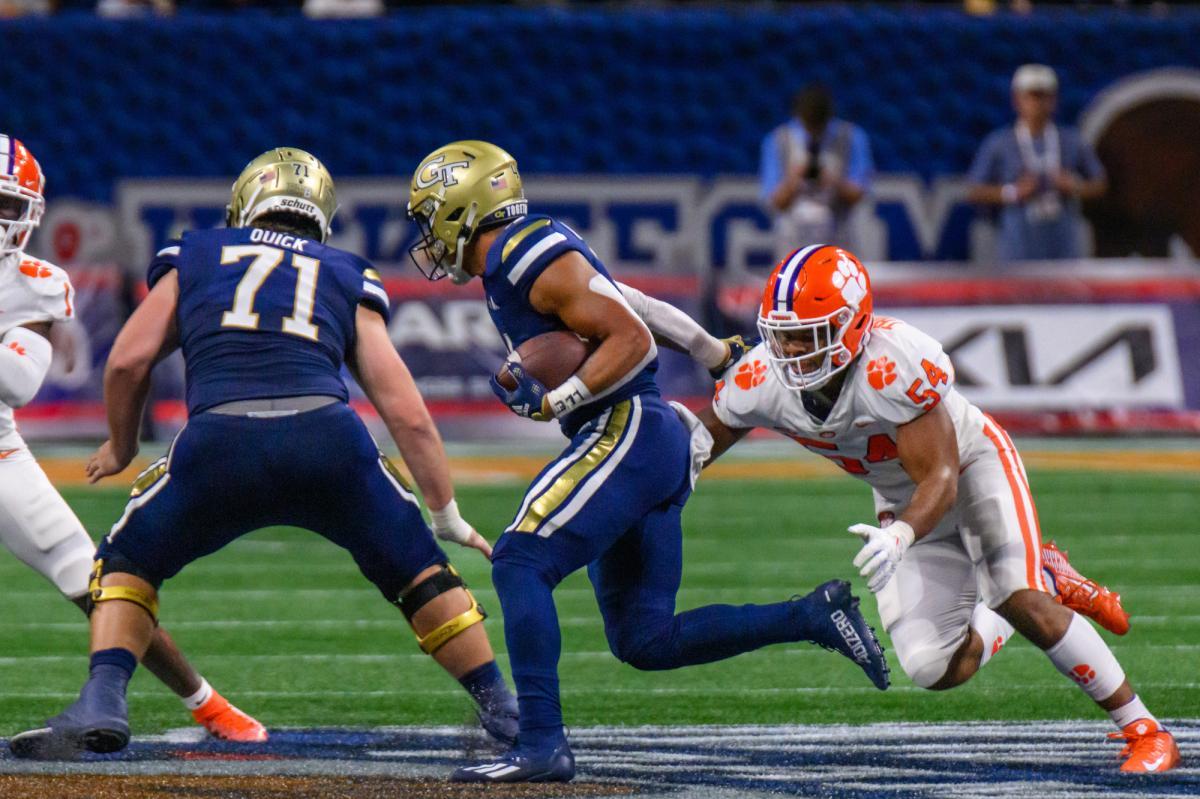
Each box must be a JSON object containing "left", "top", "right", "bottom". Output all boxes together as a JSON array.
[{"left": 4, "top": 0, "right": 1200, "bottom": 444}]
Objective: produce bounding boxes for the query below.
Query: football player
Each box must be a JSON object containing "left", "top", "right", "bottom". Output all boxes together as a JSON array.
[
  {"left": 9, "top": 148, "right": 516, "bottom": 758},
  {"left": 406, "top": 141, "right": 891, "bottom": 783},
  {"left": 0, "top": 135, "right": 266, "bottom": 744},
  {"left": 625, "top": 245, "right": 1175, "bottom": 774}
]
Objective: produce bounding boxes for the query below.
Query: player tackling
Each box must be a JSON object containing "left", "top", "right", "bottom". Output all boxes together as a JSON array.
[
  {"left": 0, "top": 135, "right": 266, "bottom": 745},
  {"left": 10, "top": 147, "right": 517, "bottom": 758},
  {"left": 628, "top": 244, "right": 1177, "bottom": 774}
]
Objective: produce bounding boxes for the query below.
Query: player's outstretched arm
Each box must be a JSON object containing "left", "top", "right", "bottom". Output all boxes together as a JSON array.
[
  {"left": 350, "top": 305, "right": 492, "bottom": 560},
  {"left": 0, "top": 320, "right": 53, "bottom": 409},
  {"left": 695, "top": 404, "right": 751, "bottom": 466},
  {"left": 616, "top": 281, "right": 740, "bottom": 375},
  {"left": 87, "top": 271, "right": 180, "bottom": 483},
  {"left": 849, "top": 402, "right": 959, "bottom": 592}
]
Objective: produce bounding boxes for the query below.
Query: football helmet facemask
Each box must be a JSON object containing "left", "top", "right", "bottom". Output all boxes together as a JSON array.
[
  {"left": 406, "top": 140, "right": 526, "bottom": 285},
  {"left": 0, "top": 136, "right": 45, "bottom": 258},
  {"left": 227, "top": 148, "right": 337, "bottom": 242},
  {"left": 758, "top": 245, "right": 874, "bottom": 391}
]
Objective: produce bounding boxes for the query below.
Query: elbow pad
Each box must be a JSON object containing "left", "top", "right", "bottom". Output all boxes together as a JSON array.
[{"left": 0, "top": 327, "right": 52, "bottom": 408}]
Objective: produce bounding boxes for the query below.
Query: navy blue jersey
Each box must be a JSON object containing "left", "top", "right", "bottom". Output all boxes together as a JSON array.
[
  {"left": 482, "top": 215, "right": 658, "bottom": 434},
  {"left": 148, "top": 227, "right": 390, "bottom": 415}
]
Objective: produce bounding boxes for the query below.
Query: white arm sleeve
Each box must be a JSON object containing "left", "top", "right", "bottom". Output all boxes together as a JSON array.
[
  {"left": 0, "top": 327, "right": 53, "bottom": 409},
  {"left": 616, "top": 281, "right": 727, "bottom": 370}
]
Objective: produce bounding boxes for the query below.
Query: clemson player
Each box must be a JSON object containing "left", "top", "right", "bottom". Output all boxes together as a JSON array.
[
  {"left": 0, "top": 135, "right": 265, "bottom": 744},
  {"left": 622, "top": 245, "right": 1175, "bottom": 774}
]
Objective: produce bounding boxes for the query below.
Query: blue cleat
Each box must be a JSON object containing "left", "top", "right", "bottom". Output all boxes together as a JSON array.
[
  {"left": 475, "top": 691, "right": 519, "bottom": 747},
  {"left": 800, "top": 579, "right": 891, "bottom": 691},
  {"left": 450, "top": 740, "right": 576, "bottom": 783},
  {"left": 8, "top": 670, "right": 130, "bottom": 760}
]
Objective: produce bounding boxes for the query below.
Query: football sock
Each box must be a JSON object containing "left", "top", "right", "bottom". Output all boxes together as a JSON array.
[
  {"left": 182, "top": 677, "right": 214, "bottom": 711},
  {"left": 491, "top": 560, "right": 566, "bottom": 752},
  {"left": 1044, "top": 614, "right": 1125, "bottom": 702},
  {"left": 607, "top": 600, "right": 815, "bottom": 670},
  {"left": 89, "top": 648, "right": 137, "bottom": 686},
  {"left": 971, "top": 604, "right": 1015, "bottom": 668},
  {"left": 458, "top": 661, "right": 513, "bottom": 710},
  {"left": 1109, "top": 694, "right": 1157, "bottom": 730}
]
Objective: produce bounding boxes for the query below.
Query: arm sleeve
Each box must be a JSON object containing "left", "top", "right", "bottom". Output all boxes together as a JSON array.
[
  {"left": 0, "top": 327, "right": 52, "bottom": 408},
  {"left": 759, "top": 128, "right": 784, "bottom": 201},
  {"left": 967, "top": 133, "right": 1002, "bottom": 186},
  {"left": 357, "top": 265, "right": 391, "bottom": 322},
  {"left": 616, "top": 281, "right": 726, "bottom": 370},
  {"left": 1075, "top": 133, "right": 1106, "bottom": 180},
  {"left": 845, "top": 125, "right": 875, "bottom": 190},
  {"left": 147, "top": 240, "right": 183, "bottom": 288}
]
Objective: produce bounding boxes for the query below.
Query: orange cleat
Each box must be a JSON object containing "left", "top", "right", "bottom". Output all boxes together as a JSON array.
[
  {"left": 1041, "top": 541, "right": 1130, "bottom": 635},
  {"left": 191, "top": 691, "right": 267, "bottom": 743},
  {"left": 1110, "top": 718, "right": 1180, "bottom": 773}
]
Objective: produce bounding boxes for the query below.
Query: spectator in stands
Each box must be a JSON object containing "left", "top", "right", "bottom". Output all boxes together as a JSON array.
[
  {"left": 759, "top": 83, "right": 874, "bottom": 260},
  {"left": 967, "top": 64, "right": 1107, "bottom": 261}
]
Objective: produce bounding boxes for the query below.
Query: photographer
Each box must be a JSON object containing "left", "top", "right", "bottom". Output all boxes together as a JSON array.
[{"left": 759, "top": 83, "right": 874, "bottom": 259}]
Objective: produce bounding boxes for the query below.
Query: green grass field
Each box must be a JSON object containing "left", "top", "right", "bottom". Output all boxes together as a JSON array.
[{"left": 1, "top": 469, "right": 1196, "bottom": 737}]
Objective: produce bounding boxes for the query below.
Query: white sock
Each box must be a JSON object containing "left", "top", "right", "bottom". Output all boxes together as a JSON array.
[
  {"left": 182, "top": 677, "right": 214, "bottom": 711},
  {"left": 1045, "top": 614, "right": 1126, "bottom": 702},
  {"left": 971, "top": 604, "right": 1015, "bottom": 668},
  {"left": 1109, "top": 694, "right": 1157, "bottom": 730}
]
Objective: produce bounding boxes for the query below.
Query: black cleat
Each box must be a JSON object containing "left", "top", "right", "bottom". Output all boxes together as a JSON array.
[
  {"left": 800, "top": 579, "right": 891, "bottom": 690},
  {"left": 451, "top": 740, "right": 576, "bottom": 782}
]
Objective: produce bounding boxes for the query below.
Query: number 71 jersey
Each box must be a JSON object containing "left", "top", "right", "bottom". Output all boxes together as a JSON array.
[
  {"left": 713, "top": 316, "right": 990, "bottom": 504},
  {"left": 148, "top": 227, "right": 390, "bottom": 415}
]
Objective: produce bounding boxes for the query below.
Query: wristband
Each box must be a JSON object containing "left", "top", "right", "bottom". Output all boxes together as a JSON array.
[
  {"left": 891, "top": 520, "right": 917, "bottom": 546},
  {"left": 1001, "top": 184, "right": 1019, "bottom": 204},
  {"left": 432, "top": 499, "right": 468, "bottom": 542},
  {"left": 545, "top": 375, "right": 592, "bottom": 418}
]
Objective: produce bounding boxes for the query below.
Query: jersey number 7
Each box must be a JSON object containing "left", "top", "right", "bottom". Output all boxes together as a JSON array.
[{"left": 219, "top": 244, "right": 320, "bottom": 341}]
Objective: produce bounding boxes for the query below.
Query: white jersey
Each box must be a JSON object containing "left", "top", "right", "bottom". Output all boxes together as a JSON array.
[
  {"left": 0, "top": 252, "right": 74, "bottom": 448},
  {"left": 713, "top": 316, "right": 991, "bottom": 510}
]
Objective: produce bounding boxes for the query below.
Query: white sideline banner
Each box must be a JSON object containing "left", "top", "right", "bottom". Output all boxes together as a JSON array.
[{"left": 890, "top": 304, "right": 1185, "bottom": 410}]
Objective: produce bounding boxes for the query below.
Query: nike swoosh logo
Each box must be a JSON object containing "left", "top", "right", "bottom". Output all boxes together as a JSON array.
[
  {"left": 0, "top": 449, "right": 20, "bottom": 459},
  {"left": 1142, "top": 753, "right": 1167, "bottom": 772}
]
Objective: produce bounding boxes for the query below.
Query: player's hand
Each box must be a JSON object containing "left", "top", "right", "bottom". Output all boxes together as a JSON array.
[
  {"left": 710, "top": 334, "right": 758, "bottom": 379},
  {"left": 86, "top": 439, "right": 136, "bottom": 484},
  {"left": 430, "top": 500, "right": 493, "bottom": 560},
  {"left": 489, "top": 363, "right": 553, "bottom": 422},
  {"left": 848, "top": 520, "right": 915, "bottom": 593}
]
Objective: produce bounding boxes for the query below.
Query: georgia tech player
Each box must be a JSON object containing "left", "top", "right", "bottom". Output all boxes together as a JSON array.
[
  {"left": 10, "top": 148, "right": 517, "bottom": 759},
  {"left": 627, "top": 245, "right": 1176, "bottom": 774},
  {"left": 406, "top": 141, "right": 891, "bottom": 783},
  {"left": 0, "top": 135, "right": 267, "bottom": 744}
]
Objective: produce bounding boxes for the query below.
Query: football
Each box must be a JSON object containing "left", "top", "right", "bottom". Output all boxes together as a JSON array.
[{"left": 496, "top": 330, "right": 593, "bottom": 391}]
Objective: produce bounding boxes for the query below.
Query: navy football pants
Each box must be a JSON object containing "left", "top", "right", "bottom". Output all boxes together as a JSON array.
[{"left": 97, "top": 402, "right": 446, "bottom": 600}]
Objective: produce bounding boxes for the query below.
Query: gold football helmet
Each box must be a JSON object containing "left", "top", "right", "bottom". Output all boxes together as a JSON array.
[
  {"left": 227, "top": 148, "right": 338, "bottom": 242},
  {"left": 406, "top": 140, "right": 526, "bottom": 284}
]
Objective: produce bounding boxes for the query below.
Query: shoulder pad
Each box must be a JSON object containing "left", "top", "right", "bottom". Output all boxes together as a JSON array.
[
  {"left": 496, "top": 216, "right": 583, "bottom": 288},
  {"left": 859, "top": 319, "right": 954, "bottom": 422},
  {"left": 14, "top": 257, "right": 73, "bottom": 323}
]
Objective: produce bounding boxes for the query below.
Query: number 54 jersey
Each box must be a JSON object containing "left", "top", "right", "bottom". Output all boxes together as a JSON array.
[
  {"left": 149, "top": 228, "right": 390, "bottom": 416},
  {"left": 713, "top": 316, "right": 994, "bottom": 510}
]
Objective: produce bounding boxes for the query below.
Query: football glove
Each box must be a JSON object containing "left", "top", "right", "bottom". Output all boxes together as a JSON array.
[
  {"left": 849, "top": 520, "right": 915, "bottom": 593},
  {"left": 710, "top": 334, "right": 757, "bottom": 379},
  {"left": 489, "top": 363, "right": 552, "bottom": 421}
]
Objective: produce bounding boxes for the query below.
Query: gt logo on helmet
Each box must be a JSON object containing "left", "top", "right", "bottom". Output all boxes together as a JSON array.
[{"left": 415, "top": 155, "right": 474, "bottom": 190}]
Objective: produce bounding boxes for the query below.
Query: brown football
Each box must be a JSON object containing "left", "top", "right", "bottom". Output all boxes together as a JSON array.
[{"left": 496, "top": 330, "right": 593, "bottom": 391}]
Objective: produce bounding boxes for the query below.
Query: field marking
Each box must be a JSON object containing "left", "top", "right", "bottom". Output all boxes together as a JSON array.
[{"left": 0, "top": 721, "right": 1196, "bottom": 798}]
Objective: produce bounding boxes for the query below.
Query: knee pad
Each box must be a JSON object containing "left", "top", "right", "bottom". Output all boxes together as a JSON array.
[
  {"left": 86, "top": 558, "right": 159, "bottom": 625},
  {"left": 899, "top": 643, "right": 957, "bottom": 689},
  {"left": 395, "top": 564, "right": 486, "bottom": 654}
]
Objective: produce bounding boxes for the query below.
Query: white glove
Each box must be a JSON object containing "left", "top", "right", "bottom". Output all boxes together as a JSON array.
[{"left": 849, "top": 520, "right": 915, "bottom": 593}]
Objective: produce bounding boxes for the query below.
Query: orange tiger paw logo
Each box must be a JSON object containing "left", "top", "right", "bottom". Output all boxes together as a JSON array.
[
  {"left": 1070, "top": 663, "right": 1097, "bottom": 686},
  {"left": 18, "top": 261, "right": 52, "bottom": 279},
  {"left": 734, "top": 360, "right": 767, "bottom": 390},
  {"left": 867, "top": 357, "right": 897, "bottom": 390}
]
